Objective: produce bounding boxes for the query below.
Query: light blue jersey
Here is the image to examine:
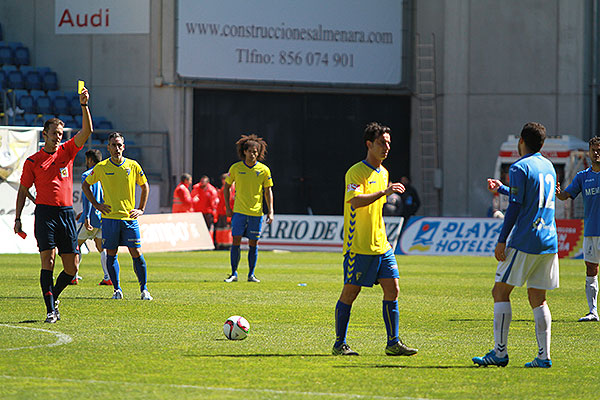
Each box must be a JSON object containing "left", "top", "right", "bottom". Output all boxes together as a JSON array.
[
  {"left": 507, "top": 153, "right": 558, "bottom": 254},
  {"left": 79, "top": 168, "right": 103, "bottom": 229},
  {"left": 564, "top": 167, "right": 600, "bottom": 236}
]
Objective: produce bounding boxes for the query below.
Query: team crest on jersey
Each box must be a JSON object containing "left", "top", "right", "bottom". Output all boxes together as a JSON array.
[
  {"left": 59, "top": 167, "right": 68, "bottom": 178},
  {"left": 256, "top": 171, "right": 260, "bottom": 177},
  {"left": 125, "top": 168, "right": 131, "bottom": 176},
  {"left": 347, "top": 183, "right": 361, "bottom": 193}
]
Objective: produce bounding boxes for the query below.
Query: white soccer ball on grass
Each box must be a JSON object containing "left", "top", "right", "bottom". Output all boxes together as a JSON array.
[{"left": 223, "top": 315, "right": 250, "bottom": 340}]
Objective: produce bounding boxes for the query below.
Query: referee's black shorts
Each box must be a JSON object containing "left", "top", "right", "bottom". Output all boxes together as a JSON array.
[{"left": 34, "top": 205, "right": 78, "bottom": 254}]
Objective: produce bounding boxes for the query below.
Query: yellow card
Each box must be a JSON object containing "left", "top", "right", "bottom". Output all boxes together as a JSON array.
[{"left": 78, "top": 80, "right": 85, "bottom": 94}]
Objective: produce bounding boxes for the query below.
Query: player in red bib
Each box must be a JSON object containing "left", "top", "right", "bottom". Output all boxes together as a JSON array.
[{"left": 14, "top": 88, "right": 94, "bottom": 323}]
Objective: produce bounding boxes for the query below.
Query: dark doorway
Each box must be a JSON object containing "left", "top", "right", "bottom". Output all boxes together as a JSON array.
[{"left": 193, "top": 89, "right": 410, "bottom": 215}]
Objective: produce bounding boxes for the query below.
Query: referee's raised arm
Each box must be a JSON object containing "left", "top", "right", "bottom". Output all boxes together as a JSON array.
[{"left": 74, "top": 87, "right": 93, "bottom": 148}]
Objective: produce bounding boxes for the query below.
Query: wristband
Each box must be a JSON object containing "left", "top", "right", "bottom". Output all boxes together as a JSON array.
[{"left": 81, "top": 104, "right": 88, "bottom": 107}]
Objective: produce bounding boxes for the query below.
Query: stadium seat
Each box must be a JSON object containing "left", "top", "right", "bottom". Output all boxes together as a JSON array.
[
  {"left": 23, "top": 113, "right": 37, "bottom": 126},
  {"left": 66, "top": 93, "right": 81, "bottom": 115},
  {"left": 74, "top": 114, "right": 82, "bottom": 128},
  {"left": 0, "top": 23, "right": 3, "bottom": 41},
  {"left": 11, "top": 114, "right": 26, "bottom": 126},
  {"left": 93, "top": 116, "right": 107, "bottom": 126},
  {"left": 42, "top": 71, "right": 58, "bottom": 91},
  {"left": 16, "top": 92, "right": 35, "bottom": 113},
  {"left": 0, "top": 44, "right": 13, "bottom": 64},
  {"left": 35, "top": 94, "right": 52, "bottom": 114},
  {"left": 30, "top": 89, "right": 45, "bottom": 99},
  {"left": 13, "top": 45, "right": 30, "bottom": 66},
  {"left": 40, "top": 114, "right": 55, "bottom": 123},
  {"left": 52, "top": 95, "right": 69, "bottom": 115},
  {"left": 46, "top": 89, "right": 62, "bottom": 100},
  {"left": 7, "top": 70, "right": 24, "bottom": 89},
  {"left": 0, "top": 70, "right": 6, "bottom": 89},
  {"left": 58, "top": 113, "right": 76, "bottom": 128},
  {"left": 96, "top": 120, "right": 113, "bottom": 130},
  {"left": 1, "top": 64, "right": 17, "bottom": 73},
  {"left": 24, "top": 70, "right": 42, "bottom": 90}
]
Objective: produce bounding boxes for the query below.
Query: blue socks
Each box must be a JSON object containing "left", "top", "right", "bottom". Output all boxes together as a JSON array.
[
  {"left": 132, "top": 254, "right": 148, "bottom": 291},
  {"left": 106, "top": 254, "right": 121, "bottom": 290},
  {"left": 334, "top": 300, "right": 352, "bottom": 348},
  {"left": 230, "top": 245, "right": 240, "bottom": 276},
  {"left": 383, "top": 300, "right": 400, "bottom": 346},
  {"left": 248, "top": 246, "right": 258, "bottom": 277}
]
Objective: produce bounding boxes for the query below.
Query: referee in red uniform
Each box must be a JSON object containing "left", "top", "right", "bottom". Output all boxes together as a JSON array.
[{"left": 14, "top": 88, "right": 94, "bottom": 323}]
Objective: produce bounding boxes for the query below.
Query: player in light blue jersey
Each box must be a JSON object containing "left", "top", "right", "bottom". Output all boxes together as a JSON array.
[
  {"left": 474, "top": 122, "right": 558, "bottom": 369},
  {"left": 76, "top": 149, "right": 110, "bottom": 286},
  {"left": 556, "top": 136, "right": 600, "bottom": 322}
]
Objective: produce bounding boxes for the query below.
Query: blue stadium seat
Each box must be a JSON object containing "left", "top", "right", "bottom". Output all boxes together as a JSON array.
[
  {"left": 16, "top": 92, "right": 35, "bottom": 113},
  {"left": 35, "top": 94, "right": 52, "bottom": 114},
  {"left": 13, "top": 46, "right": 30, "bottom": 66},
  {"left": 66, "top": 93, "right": 81, "bottom": 115},
  {"left": 30, "top": 89, "right": 45, "bottom": 99},
  {"left": 5, "top": 42, "right": 23, "bottom": 51},
  {"left": 11, "top": 114, "right": 26, "bottom": 126},
  {"left": 24, "top": 70, "right": 42, "bottom": 90},
  {"left": 97, "top": 120, "right": 113, "bottom": 130},
  {"left": 23, "top": 113, "right": 38, "bottom": 126},
  {"left": 74, "top": 114, "right": 82, "bottom": 128},
  {"left": 0, "top": 23, "right": 3, "bottom": 41},
  {"left": 93, "top": 116, "right": 107, "bottom": 125},
  {"left": 7, "top": 70, "right": 24, "bottom": 89},
  {"left": 46, "top": 89, "right": 63, "bottom": 100},
  {"left": 40, "top": 114, "right": 55, "bottom": 124},
  {"left": 58, "top": 114, "right": 76, "bottom": 128},
  {"left": 0, "top": 70, "right": 6, "bottom": 89},
  {"left": 52, "top": 95, "right": 69, "bottom": 115},
  {"left": 42, "top": 71, "right": 58, "bottom": 91},
  {"left": 1, "top": 64, "right": 17, "bottom": 73},
  {"left": 0, "top": 44, "right": 13, "bottom": 64}
]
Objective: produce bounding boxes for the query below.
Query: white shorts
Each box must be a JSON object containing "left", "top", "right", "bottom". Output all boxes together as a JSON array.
[
  {"left": 77, "top": 224, "right": 102, "bottom": 241},
  {"left": 495, "top": 247, "right": 559, "bottom": 290},
  {"left": 583, "top": 237, "right": 600, "bottom": 264}
]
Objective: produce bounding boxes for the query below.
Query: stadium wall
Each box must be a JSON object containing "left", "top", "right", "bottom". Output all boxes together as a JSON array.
[{"left": 0, "top": 1, "right": 592, "bottom": 217}]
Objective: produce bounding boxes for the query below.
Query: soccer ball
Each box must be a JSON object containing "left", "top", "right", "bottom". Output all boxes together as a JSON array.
[{"left": 223, "top": 316, "right": 250, "bottom": 340}]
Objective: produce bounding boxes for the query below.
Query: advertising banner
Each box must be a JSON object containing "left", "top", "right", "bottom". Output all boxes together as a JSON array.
[
  {"left": 177, "top": 0, "right": 403, "bottom": 85},
  {"left": 0, "top": 127, "right": 38, "bottom": 216},
  {"left": 0, "top": 212, "right": 214, "bottom": 254},
  {"left": 397, "top": 217, "right": 584, "bottom": 259},
  {"left": 255, "top": 214, "right": 404, "bottom": 252},
  {"left": 55, "top": 0, "right": 150, "bottom": 34}
]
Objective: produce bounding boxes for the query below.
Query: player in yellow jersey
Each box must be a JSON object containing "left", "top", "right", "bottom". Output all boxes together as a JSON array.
[
  {"left": 82, "top": 132, "right": 152, "bottom": 301},
  {"left": 223, "top": 134, "right": 274, "bottom": 283},
  {"left": 333, "top": 122, "right": 418, "bottom": 357}
]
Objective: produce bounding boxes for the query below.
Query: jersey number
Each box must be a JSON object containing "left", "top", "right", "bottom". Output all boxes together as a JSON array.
[{"left": 538, "top": 173, "right": 555, "bottom": 210}]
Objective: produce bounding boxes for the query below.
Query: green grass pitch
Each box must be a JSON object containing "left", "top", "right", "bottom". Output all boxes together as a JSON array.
[{"left": 1, "top": 251, "right": 599, "bottom": 399}]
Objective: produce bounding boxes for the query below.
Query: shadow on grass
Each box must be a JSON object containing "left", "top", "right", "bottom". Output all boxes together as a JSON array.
[
  {"left": 449, "top": 318, "right": 581, "bottom": 323},
  {"left": 185, "top": 353, "right": 331, "bottom": 358},
  {"left": 334, "top": 364, "right": 475, "bottom": 369}
]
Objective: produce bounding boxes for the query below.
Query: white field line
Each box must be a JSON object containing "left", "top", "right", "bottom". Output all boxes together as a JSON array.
[
  {"left": 0, "top": 374, "right": 437, "bottom": 400},
  {"left": 0, "top": 324, "right": 73, "bottom": 351}
]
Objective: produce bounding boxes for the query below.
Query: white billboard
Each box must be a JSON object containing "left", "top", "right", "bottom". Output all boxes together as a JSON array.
[
  {"left": 55, "top": 0, "right": 150, "bottom": 35},
  {"left": 177, "top": 0, "right": 403, "bottom": 85}
]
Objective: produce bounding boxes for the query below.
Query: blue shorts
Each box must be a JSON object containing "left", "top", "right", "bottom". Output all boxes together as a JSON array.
[
  {"left": 34, "top": 205, "right": 78, "bottom": 254},
  {"left": 102, "top": 218, "right": 141, "bottom": 250},
  {"left": 343, "top": 249, "right": 399, "bottom": 287},
  {"left": 231, "top": 213, "right": 263, "bottom": 240}
]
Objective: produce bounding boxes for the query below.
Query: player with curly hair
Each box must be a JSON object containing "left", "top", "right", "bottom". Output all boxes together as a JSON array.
[{"left": 223, "top": 134, "right": 274, "bottom": 283}]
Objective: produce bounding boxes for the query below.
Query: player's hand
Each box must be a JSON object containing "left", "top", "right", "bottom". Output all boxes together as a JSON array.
[
  {"left": 79, "top": 87, "right": 89, "bottom": 105},
  {"left": 84, "top": 218, "right": 93, "bottom": 231},
  {"left": 386, "top": 182, "right": 405, "bottom": 195},
  {"left": 495, "top": 242, "right": 507, "bottom": 262},
  {"left": 265, "top": 211, "right": 274, "bottom": 225},
  {"left": 226, "top": 208, "right": 233, "bottom": 219},
  {"left": 487, "top": 178, "right": 502, "bottom": 193},
  {"left": 96, "top": 203, "right": 111, "bottom": 215},
  {"left": 129, "top": 208, "right": 144, "bottom": 219},
  {"left": 14, "top": 219, "right": 23, "bottom": 235},
  {"left": 555, "top": 182, "right": 562, "bottom": 195}
]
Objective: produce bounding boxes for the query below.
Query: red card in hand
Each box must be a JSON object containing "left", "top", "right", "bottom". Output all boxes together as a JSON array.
[{"left": 17, "top": 231, "right": 27, "bottom": 239}]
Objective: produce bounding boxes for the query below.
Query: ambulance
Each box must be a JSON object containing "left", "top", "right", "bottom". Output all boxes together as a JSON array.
[{"left": 492, "top": 135, "right": 589, "bottom": 219}]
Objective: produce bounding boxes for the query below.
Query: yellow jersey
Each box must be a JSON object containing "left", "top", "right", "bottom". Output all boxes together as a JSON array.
[
  {"left": 343, "top": 161, "right": 391, "bottom": 255},
  {"left": 225, "top": 161, "right": 273, "bottom": 217},
  {"left": 85, "top": 158, "right": 148, "bottom": 220}
]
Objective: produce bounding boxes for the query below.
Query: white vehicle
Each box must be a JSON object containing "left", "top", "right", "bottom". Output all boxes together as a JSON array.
[{"left": 492, "top": 135, "right": 589, "bottom": 219}]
